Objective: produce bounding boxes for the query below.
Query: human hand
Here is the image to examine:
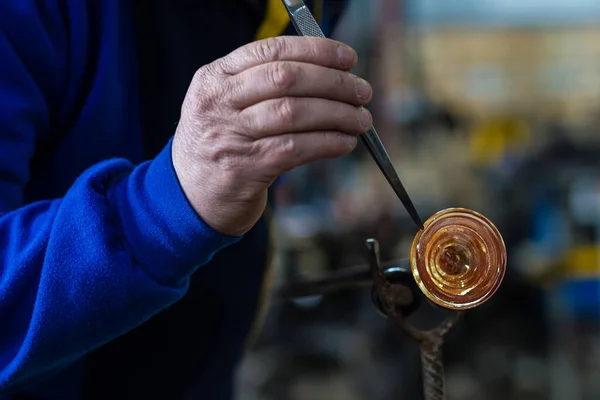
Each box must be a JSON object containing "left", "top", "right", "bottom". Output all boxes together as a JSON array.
[{"left": 172, "top": 36, "right": 372, "bottom": 236}]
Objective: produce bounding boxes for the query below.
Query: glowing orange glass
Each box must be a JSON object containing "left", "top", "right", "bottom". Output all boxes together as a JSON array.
[{"left": 410, "top": 208, "right": 507, "bottom": 310}]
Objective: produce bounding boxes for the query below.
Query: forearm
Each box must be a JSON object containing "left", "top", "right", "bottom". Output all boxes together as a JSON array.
[{"left": 0, "top": 141, "right": 240, "bottom": 393}]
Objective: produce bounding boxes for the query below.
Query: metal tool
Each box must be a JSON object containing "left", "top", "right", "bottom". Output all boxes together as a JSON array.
[{"left": 281, "top": 0, "right": 424, "bottom": 230}]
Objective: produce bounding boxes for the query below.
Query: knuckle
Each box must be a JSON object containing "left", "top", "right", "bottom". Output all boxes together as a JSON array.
[
  {"left": 334, "top": 71, "right": 347, "bottom": 88},
  {"left": 274, "top": 98, "right": 298, "bottom": 128},
  {"left": 306, "top": 37, "right": 321, "bottom": 60},
  {"left": 194, "top": 62, "right": 219, "bottom": 82},
  {"left": 193, "top": 64, "right": 210, "bottom": 80},
  {"left": 192, "top": 67, "right": 205, "bottom": 84},
  {"left": 266, "top": 62, "right": 297, "bottom": 91},
  {"left": 278, "top": 136, "right": 298, "bottom": 158},
  {"left": 352, "top": 107, "right": 368, "bottom": 131},
  {"left": 243, "top": 110, "right": 264, "bottom": 135},
  {"left": 191, "top": 66, "right": 220, "bottom": 112},
  {"left": 191, "top": 68, "right": 209, "bottom": 95},
  {"left": 191, "top": 64, "right": 243, "bottom": 112},
  {"left": 323, "top": 133, "right": 350, "bottom": 157},
  {"left": 255, "top": 37, "right": 287, "bottom": 61}
]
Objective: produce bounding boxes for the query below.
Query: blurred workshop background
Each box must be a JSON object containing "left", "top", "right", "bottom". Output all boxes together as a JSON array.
[{"left": 235, "top": 0, "right": 600, "bottom": 399}]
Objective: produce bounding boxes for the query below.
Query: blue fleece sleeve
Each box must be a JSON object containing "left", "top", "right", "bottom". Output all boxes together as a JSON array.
[{"left": 0, "top": 4, "right": 240, "bottom": 393}]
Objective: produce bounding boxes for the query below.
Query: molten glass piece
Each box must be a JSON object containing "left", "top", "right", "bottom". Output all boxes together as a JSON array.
[{"left": 410, "top": 208, "right": 507, "bottom": 310}]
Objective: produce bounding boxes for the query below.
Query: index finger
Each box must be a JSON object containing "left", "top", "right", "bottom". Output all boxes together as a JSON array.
[{"left": 216, "top": 36, "right": 357, "bottom": 75}]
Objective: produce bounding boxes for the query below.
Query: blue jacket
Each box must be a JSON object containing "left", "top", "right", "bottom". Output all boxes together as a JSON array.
[{"left": 0, "top": 0, "right": 346, "bottom": 398}]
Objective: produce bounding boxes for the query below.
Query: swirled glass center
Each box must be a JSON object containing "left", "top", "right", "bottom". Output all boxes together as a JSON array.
[{"left": 410, "top": 208, "right": 507, "bottom": 310}]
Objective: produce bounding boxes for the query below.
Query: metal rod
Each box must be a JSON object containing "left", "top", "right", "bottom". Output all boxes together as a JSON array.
[
  {"left": 275, "top": 259, "right": 408, "bottom": 299},
  {"left": 420, "top": 339, "right": 446, "bottom": 400}
]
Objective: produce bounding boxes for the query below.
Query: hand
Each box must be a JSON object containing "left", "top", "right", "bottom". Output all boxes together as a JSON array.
[{"left": 172, "top": 36, "right": 372, "bottom": 236}]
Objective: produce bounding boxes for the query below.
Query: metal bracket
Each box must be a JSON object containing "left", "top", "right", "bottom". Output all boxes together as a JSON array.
[{"left": 365, "top": 238, "right": 462, "bottom": 400}]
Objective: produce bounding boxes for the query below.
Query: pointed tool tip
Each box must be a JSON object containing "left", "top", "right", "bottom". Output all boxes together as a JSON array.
[{"left": 411, "top": 215, "right": 425, "bottom": 231}]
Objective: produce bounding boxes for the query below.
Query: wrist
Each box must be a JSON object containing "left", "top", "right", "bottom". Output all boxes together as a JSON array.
[{"left": 172, "top": 136, "right": 267, "bottom": 237}]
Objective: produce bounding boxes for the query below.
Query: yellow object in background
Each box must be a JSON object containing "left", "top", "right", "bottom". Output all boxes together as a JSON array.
[
  {"left": 313, "top": 0, "right": 323, "bottom": 26},
  {"left": 469, "top": 117, "right": 531, "bottom": 166},
  {"left": 563, "top": 245, "right": 600, "bottom": 279},
  {"left": 255, "top": 0, "right": 291, "bottom": 40}
]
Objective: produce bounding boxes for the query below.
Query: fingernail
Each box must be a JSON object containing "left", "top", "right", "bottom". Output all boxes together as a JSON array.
[
  {"left": 356, "top": 78, "right": 372, "bottom": 101},
  {"left": 359, "top": 108, "right": 372, "bottom": 130},
  {"left": 342, "top": 134, "right": 357, "bottom": 149},
  {"left": 337, "top": 45, "right": 356, "bottom": 68}
]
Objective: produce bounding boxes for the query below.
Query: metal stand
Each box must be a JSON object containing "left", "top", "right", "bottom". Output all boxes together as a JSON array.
[
  {"left": 276, "top": 238, "right": 465, "bottom": 400},
  {"left": 366, "top": 238, "right": 462, "bottom": 400}
]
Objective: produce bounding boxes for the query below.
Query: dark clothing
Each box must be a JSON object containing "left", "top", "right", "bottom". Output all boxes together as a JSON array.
[{"left": 0, "top": 0, "right": 318, "bottom": 398}]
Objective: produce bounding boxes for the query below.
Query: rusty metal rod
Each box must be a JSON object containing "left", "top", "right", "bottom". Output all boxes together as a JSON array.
[
  {"left": 420, "top": 339, "right": 445, "bottom": 400},
  {"left": 274, "top": 259, "right": 407, "bottom": 299}
]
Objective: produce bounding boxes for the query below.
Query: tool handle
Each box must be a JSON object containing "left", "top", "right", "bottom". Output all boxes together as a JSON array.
[{"left": 283, "top": 1, "right": 327, "bottom": 38}]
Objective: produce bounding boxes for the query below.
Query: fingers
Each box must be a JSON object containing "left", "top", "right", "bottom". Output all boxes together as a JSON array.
[
  {"left": 227, "top": 61, "right": 372, "bottom": 109},
  {"left": 239, "top": 97, "right": 372, "bottom": 138},
  {"left": 217, "top": 36, "right": 357, "bottom": 75},
  {"left": 253, "top": 131, "right": 358, "bottom": 173}
]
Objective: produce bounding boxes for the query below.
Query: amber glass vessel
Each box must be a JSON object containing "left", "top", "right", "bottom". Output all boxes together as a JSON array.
[{"left": 410, "top": 208, "right": 507, "bottom": 310}]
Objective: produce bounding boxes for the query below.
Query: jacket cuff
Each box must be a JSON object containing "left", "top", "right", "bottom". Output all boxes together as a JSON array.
[{"left": 113, "top": 139, "right": 242, "bottom": 287}]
